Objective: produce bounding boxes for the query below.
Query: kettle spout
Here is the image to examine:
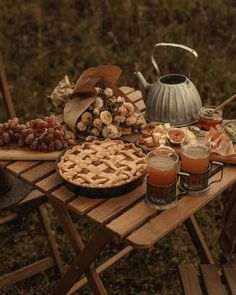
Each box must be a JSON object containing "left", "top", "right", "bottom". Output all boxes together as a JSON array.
[{"left": 134, "top": 72, "right": 149, "bottom": 103}]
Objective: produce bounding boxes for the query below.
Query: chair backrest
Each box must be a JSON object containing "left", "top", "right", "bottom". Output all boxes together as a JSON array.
[{"left": 0, "top": 51, "right": 16, "bottom": 119}]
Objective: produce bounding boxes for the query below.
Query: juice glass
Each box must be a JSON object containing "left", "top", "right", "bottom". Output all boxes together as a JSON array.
[
  {"left": 145, "top": 147, "right": 187, "bottom": 210},
  {"left": 181, "top": 139, "right": 211, "bottom": 174},
  {"left": 147, "top": 149, "right": 179, "bottom": 186},
  {"left": 180, "top": 139, "right": 211, "bottom": 193}
]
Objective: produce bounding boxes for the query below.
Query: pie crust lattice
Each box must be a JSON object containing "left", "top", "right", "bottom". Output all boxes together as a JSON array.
[{"left": 57, "top": 139, "right": 147, "bottom": 188}]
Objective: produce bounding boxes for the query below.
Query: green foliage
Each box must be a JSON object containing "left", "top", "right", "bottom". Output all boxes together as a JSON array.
[{"left": 0, "top": 0, "right": 236, "bottom": 121}]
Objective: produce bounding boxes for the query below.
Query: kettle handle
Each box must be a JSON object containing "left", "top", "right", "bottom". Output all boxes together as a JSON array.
[{"left": 151, "top": 43, "right": 198, "bottom": 78}]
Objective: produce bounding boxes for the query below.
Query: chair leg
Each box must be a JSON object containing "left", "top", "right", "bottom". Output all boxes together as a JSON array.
[
  {"left": 0, "top": 257, "right": 55, "bottom": 289},
  {"left": 0, "top": 212, "right": 18, "bottom": 225},
  {"left": 37, "top": 204, "right": 65, "bottom": 276},
  {"left": 0, "top": 202, "right": 64, "bottom": 287},
  {"left": 184, "top": 215, "right": 215, "bottom": 264},
  {"left": 16, "top": 189, "right": 47, "bottom": 217},
  {"left": 0, "top": 51, "right": 16, "bottom": 119},
  {"left": 0, "top": 188, "right": 62, "bottom": 273},
  {"left": 0, "top": 190, "right": 47, "bottom": 226}
]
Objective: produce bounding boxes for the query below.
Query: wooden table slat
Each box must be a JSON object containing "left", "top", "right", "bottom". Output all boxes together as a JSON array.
[
  {"left": 0, "top": 160, "right": 13, "bottom": 167},
  {"left": 178, "top": 264, "right": 203, "bottom": 295},
  {"left": 21, "top": 162, "right": 56, "bottom": 183},
  {"left": 87, "top": 181, "right": 146, "bottom": 224},
  {"left": 50, "top": 185, "right": 76, "bottom": 203},
  {"left": 35, "top": 173, "right": 63, "bottom": 192},
  {"left": 222, "top": 264, "right": 236, "bottom": 294},
  {"left": 106, "top": 199, "right": 156, "bottom": 238},
  {"left": 134, "top": 100, "right": 146, "bottom": 112},
  {"left": 0, "top": 149, "right": 60, "bottom": 161},
  {"left": 68, "top": 197, "right": 105, "bottom": 216},
  {"left": 119, "top": 86, "right": 137, "bottom": 95},
  {"left": 127, "top": 166, "right": 236, "bottom": 249},
  {"left": 6, "top": 161, "right": 40, "bottom": 175},
  {"left": 200, "top": 264, "right": 228, "bottom": 295},
  {"left": 126, "top": 90, "right": 142, "bottom": 103}
]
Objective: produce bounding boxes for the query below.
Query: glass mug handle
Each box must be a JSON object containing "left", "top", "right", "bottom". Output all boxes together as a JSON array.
[
  {"left": 177, "top": 171, "right": 190, "bottom": 197},
  {"left": 208, "top": 161, "right": 224, "bottom": 187}
]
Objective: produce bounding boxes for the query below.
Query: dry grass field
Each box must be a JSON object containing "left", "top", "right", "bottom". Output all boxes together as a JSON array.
[{"left": 0, "top": 0, "right": 236, "bottom": 294}]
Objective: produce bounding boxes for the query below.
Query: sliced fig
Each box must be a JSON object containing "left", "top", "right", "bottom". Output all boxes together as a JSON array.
[{"left": 167, "top": 128, "right": 186, "bottom": 145}]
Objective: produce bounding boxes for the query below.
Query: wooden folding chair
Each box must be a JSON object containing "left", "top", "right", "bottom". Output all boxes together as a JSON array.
[
  {"left": 0, "top": 51, "right": 64, "bottom": 288},
  {"left": 179, "top": 263, "right": 236, "bottom": 295},
  {"left": 179, "top": 184, "right": 236, "bottom": 295}
]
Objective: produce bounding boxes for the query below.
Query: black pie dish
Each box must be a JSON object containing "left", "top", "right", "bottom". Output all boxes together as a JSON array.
[{"left": 55, "top": 139, "right": 147, "bottom": 199}]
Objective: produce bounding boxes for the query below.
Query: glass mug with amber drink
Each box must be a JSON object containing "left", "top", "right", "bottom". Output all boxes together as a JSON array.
[
  {"left": 146, "top": 146, "right": 189, "bottom": 210},
  {"left": 180, "top": 139, "right": 223, "bottom": 194}
]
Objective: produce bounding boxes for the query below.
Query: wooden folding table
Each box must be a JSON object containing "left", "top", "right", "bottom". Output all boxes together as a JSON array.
[{"left": 0, "top": 87, "right": 236, "bottom": 295}]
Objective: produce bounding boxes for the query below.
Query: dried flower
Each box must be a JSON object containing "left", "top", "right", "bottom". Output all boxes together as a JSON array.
[
  {"left": 94, "top": 96, "right": 104, "bottom": 110},
  {"left": 100, "top": 111, "right": 113, "bottom": 125},
  {"left": 90, "top": 128, "right": 100, "bottom": 137},
  {"left": 93, "top": 107, "right": 100, "bottom": 117},
  {"left": 109, "top": 96, "right": 117, "bottom": 103},
  {"left": 49, "top": 75, "right": 74, "bottom": 108},
  {"left": 104, "top": 87, "right": 113, "bottom": 97},
  {"left": 124, "top": 102, "right": 135, "bottom": 115},
  {"left": 93, "top": 118, "right": 103, "bottom": 129},
  {"left": 126, "top": 116, "right": 137, "bottom": 126},
  {"left": 117, "top": 105, "right": 127, "bottom": 116},
  {"left": 81, "top": 112, "right": 93, "bottom": 124},
  {"left": 136, "top": 114, "right": 146, "bottom": 126},
  {"left": 102, "top": 124, "right": 122, "bottom": 138},
  {"left": 117, "top": 96, "right": 126, "bottom": 103},
  {"left": 114, "top": 115, "right": 126, "bottom": 123},
  {"left": 95, "top": 87, "right": 103, "bottom": 95},
  {"left": 77, "top": 121, "right": 87, "bottom": 132},
  {"left": 120, "top": 127, "right": 132, "bottom": 135}
]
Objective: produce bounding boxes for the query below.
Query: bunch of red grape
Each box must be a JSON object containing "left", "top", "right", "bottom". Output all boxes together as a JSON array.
[
  {"left": 0, "top": 115, "right": 75, "bottom": 151},
  {"left": 0, "top": 117, "right": 26, "bottom": 146}
]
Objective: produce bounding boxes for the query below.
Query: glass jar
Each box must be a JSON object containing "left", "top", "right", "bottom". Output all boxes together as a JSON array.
[{"left": 197, "top": 106, "right": 223, "bottom": 129}]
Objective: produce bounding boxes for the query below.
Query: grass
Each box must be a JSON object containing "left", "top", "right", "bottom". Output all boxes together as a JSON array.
[
  {"left": 0, "top": 192, "right": 229, "bottom": 295},
  {"left": 0, "top": 0, "right": 236, "bottom": 294},
  {"left": 0, "top": 0, "right": 236, "bottom": 120}
]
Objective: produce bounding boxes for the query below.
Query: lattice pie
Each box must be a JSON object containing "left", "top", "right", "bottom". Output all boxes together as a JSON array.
[{"left": 57, "top": 139, "right": 147, "bottom": 188}]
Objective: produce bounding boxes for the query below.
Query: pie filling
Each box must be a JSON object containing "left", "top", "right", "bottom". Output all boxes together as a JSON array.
[{"left": 57, "top": 139, "right": 147, "bottom": 188}]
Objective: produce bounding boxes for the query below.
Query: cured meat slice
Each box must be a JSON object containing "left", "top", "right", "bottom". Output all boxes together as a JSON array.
[
  {"left": 205, "top": 126, "right": 224, "bottom": 142},
  {"left": 213, "top": 133, "right": 224, "bottom": 145},
  {"left": 212, "top": 141, "right": 230, "bottom": 156},
  {"left": 226, "top": 141, "right": 236, "bottom": 156},
  {"left": 204, "top": 125, "right": 236, "bottom": 157}
]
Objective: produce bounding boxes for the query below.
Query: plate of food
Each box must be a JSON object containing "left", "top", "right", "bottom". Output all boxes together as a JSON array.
[{"left": 136, "top": 122, "right": 197, "bottom": 150}]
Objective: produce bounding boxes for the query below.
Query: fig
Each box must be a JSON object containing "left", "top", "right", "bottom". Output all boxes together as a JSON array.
[{"left": 167, "top": 128, "right": 186, "bottom": 145}]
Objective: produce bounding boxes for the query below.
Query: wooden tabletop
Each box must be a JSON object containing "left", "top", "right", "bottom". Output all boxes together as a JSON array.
[{"left": 1, "top": 86, "right": 236, "bottom": 250}]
